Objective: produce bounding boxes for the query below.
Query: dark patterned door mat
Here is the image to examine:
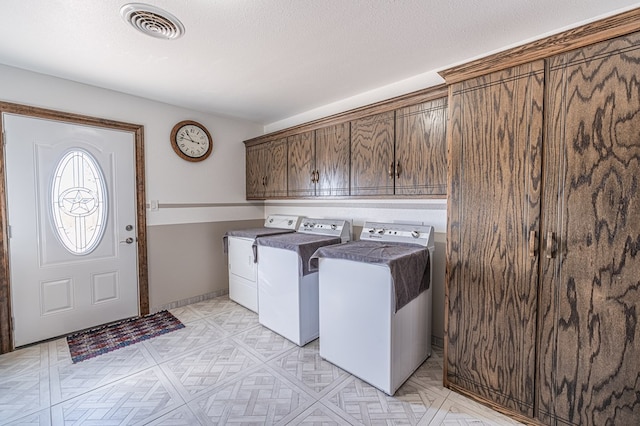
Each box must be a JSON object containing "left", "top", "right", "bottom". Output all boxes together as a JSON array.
[{"left": 66, "top": 310, "right": 185, "bottom": 363}]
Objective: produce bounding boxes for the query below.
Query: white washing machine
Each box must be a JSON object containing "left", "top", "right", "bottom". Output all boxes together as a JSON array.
[
  {"left": 223, "top": 215, "right": 302, "bottom": 312},
  {"left": 311, "top": 221, "right": 434, "bottom": 395},
  {"left": 256, "top": 218, "right": 351, "bottom": 346}
]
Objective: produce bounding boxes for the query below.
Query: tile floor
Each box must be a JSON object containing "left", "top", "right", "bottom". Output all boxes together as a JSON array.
[{"left": 0, "top": 295, "right": 522, "bottom": 425}]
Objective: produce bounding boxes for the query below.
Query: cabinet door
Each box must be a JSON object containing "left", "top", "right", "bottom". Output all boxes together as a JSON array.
[
  {"left": 350, "top": 111, "right": 394, "bottom": 195},
  {"left": 395, "top": 98, "right": 447, "bottom": 195},
  {"left": 245, "top": 143, "right": 264, "bottom": 199},
  {"left": 447, "top": 61, "right": 544, "bottom": 417},
  {"left": 315, "top": 122, "right": 350, "bottom": 196},
  {"left": 538, "top": 32, "right": 640, "bottom": 426},
  {"left": 264, "top": 137, "right": 288, "bottom": 198},
  {"left": 287, "top": 131, "right": 315, "bottom": 197}
]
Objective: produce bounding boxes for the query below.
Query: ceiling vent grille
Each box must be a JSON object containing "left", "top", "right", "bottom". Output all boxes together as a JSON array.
[{"left": 120, "top": 3, "right": 185, "bottom": 40}]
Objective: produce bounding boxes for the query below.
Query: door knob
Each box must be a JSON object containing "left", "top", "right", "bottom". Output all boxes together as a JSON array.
[{"left": 120, "top": 237, "right": 134, "bottom": 244}]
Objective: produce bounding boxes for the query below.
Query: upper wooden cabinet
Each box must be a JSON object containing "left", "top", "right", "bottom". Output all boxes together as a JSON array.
[
  {"left": 350, "top": 98, "right": 448, "bottom": 196},
  {"left": 287, "top": 123, "right": 350, "bottom": 197},
  {"left": 314, "top": 122, "right": 350, "bottom": 196},
  {"left": 245, "top": 137, "right": 287, "bottom": 200},
  {"left": 287, "top": 131, "right": 315, "bottom": 197},
  {"left": 395, "top": 98, "right": 448, "bottom": 195},
  {"left": 350, "top": 111, "right": 395, "bottom": 196},
  {"left": 243, "top": 86, "right": 448, "bottom": 200}
]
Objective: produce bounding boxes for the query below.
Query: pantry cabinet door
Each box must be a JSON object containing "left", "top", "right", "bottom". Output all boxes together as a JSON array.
[
  {"left": 395, "top": 98, "right": 447, "bottom": 195},
  {"left": 538, "top": 31, "right": 640, "bottom": 426},
  {"left": 446, "top": 61, "right": 544, "bottom": 417}
]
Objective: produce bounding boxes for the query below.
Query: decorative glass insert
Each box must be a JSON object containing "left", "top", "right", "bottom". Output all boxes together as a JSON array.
[{"left": 51, "top": 149, "right": 108, "bottom": 255}]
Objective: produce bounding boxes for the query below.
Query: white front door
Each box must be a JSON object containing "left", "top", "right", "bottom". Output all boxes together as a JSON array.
[{"left": 4, "top": 113, "right": 139, "bottom": 347}]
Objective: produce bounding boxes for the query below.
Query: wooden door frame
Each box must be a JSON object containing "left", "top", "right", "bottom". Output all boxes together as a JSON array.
[{"left": 0, "top": 102, "right": 149, "bottom": 353}]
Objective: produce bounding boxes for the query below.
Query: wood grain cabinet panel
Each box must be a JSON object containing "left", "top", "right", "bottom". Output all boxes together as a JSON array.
[
  {"left": 350, "top": 111, "right": 395, "bottom": 196},
  {"left": 315, "top": 122, "right": 350, "bottom": 196},
  {"left": 395, "top": 98, "right": 447, "bottom": 195},
  {"left": 287, "top": 131, "right": 315, "bottom": 197},
  {"left": 447, "top": 30, "right": 640, "bottom": 426},
  {"left": 245, "top": 137, "right": 288, "bottom": 200},
  {"left": 446, "top": 61, "right": 544, "bottom": 418},
  {"left": 287, "top": 124, "right": 350, "bottom": 197},
  {"left": 537, "top": 31, "right": 640, "bottom": 426}
]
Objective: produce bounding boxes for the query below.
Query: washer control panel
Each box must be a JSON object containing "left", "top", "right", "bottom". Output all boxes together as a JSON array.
[
  {"left": 265, "top": 215, "right": 303, "bottom": 230},
  {"left": 360, "top": 221, "right": 434, "bottom": 247},
  {"left": 298, "top": 218, "right": 352, "bottom": 242}
]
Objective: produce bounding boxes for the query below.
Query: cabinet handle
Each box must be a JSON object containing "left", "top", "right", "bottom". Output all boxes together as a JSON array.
[
  {"left": 314, "top": 170, "right": 319, "bottom": 183},
  {"left": 311, "top": 170, "right": 316, "bottom": 183},
  {"left": 546, "top": 232, "right": 556, "bottom": 259},
  {"left": 529, "top": 230, "right": 537, "bottom": 258},
  {"left": 395, "top": 161, "right": 401, "bottom": 178},
  {"left": 264, "top": 175, "right": 268, "bottom": 187},
  {"left": 388, "top": 162, "right": 394, "bottom": 177}
]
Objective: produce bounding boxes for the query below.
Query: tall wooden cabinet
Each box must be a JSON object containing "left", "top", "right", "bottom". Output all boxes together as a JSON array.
[
  {"left": 537, "top": 32, "right": 640, "bottom": 426},
  {"left": 446, "top": 31, "right": 640, "bottom": 425},
  {"left": 446, "top": 61, "right": 544, "bottom": 418}
]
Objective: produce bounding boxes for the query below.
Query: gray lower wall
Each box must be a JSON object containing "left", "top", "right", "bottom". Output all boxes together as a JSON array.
[
  {"left": 148, "top": 219, "right": 447, "bottom": 343},
  {"left": 147, "top": 219, "right": 264, "bottom": 311}
]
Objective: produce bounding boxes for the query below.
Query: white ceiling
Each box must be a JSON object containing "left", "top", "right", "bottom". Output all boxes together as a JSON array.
[{"left": 1, "top": 1, "right": 639, "bottom": 126}]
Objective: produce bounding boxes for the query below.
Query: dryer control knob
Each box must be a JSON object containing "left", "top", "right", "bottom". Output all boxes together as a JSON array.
[
  {"left": 378, "top": 229, "right": 385, "bottom": 234},
  {"left": 411, "top": 230, "right": 420, "bottom": 238}
]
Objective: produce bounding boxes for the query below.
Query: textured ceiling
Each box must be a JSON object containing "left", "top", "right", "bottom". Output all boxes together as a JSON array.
[{"left": 0, "top": 1, "right": 639, "bottom": 125}]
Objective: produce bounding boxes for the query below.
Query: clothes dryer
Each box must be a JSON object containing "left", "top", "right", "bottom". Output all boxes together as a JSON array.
[{"left": 223, "top": 215, "right": 302, "bottom": 312}]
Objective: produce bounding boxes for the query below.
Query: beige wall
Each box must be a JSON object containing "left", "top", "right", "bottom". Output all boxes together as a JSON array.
[
  {"left": 147, "top": 218, "right": 446, "bottom": 343},
  {"left": 147, "top": 219, "right": 263, "bottom": 311}
]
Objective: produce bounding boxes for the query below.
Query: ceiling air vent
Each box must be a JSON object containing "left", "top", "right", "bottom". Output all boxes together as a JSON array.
[{"left": 120, "top": 3, "right": 185, "bottom": 40}]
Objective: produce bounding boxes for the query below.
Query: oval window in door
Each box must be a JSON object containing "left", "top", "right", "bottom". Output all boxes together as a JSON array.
[{"left": 50, "top": 149, "right": 108, "bottom": 255}]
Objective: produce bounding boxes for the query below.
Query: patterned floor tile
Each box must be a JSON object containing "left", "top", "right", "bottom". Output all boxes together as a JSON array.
[
  {"left": 0, "top": 368, "right": 50, "bottom": 425},
  {"left": 0, "top": 344, "right": 48, "bottom": 379},
  {"left": 145, "top": 404, "right": 202, "bottom": 425},
  {"left": 206, "top": 307, "right": 260, "bottom": 335},
  {"left": 232, "top": 325, "right": 297, "bottom": 361},
  {"left": 189, "top": 295, "right": 239, "bottom": 318},
  {"left": 408, "top": 357, "right": 451, "bottom": 398},
  {"left": 4, "top": 408, "right": 51, "bottom": 426},
  {"left": 323, "top": 376, "right": 447, "bottom": 425},
  {"left": 169, "top": 305, "right": 204, "bottom": 324},
  {"left": 288, "top": 402, "right": 355, "bottom": 425},
  {"left": 50, "top": 366, "right": 184, "bottom": 425},
  {"left": 189, "top": 366, "right": 313, "bottom": 425},
  {"left": 270, "top": 339, "right": 349, "bottom": 397},
  {"left": 46, "top": 339, "right": 71, "bottom": 366},
  {"left": 143, "top": 318, "right": 228, "bottom": 363},
  {"left": 160, "top": 338, "right": 262, "bottom": 399},
  {"left": 49, "top": 342, "right": 157, "bottom": 404},
  {"left": 428, "top": 392, "right": 523, "bottom": 425}
]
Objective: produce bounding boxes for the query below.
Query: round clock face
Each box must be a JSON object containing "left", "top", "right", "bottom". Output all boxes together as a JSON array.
[{"left": 170, "top": 121, "right": 213, "bottom": 162}]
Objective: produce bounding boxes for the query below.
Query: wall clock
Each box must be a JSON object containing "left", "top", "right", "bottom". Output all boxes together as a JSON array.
[{"left": 170, "top": 120, "right": 213, "bottom": 162}]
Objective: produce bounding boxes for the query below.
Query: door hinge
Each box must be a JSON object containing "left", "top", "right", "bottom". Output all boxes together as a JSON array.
[
  {"left": 7, "top": 225, "right": 11, "bottom": 238},
  {"left": 1, "top": 130, "right": 5, "bottom": 146}
]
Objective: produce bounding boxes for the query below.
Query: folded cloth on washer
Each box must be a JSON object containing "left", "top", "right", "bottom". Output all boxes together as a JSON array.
[
  {"left": 309, "top": 240, "right": 431, "bottom": 312},
  {"left": 222, "top": 228, "right": 296, "bottom": 262},
  {"left": 256, "top": 233, "right": 342, "bottom": 276}
]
